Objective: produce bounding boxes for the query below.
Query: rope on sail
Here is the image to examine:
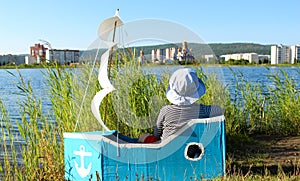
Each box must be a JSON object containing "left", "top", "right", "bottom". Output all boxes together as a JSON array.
[{"left": 74, "top": 44, "right": 101, "bottom": 132}]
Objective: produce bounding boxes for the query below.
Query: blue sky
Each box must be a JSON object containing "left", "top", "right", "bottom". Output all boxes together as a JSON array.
[{"left": 0, "top": 0, "right": 299, "bottom": 55}]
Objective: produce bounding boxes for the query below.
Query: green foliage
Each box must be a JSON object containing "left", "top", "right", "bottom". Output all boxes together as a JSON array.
[
  {"left": 220, "top": 59, "right": 251, "bottom": 65},
  {"left": 0, "top": 69, "right": 64, "bottom": 180},
  {"left": 266, "top": 69, "right": 300, "bottom": 135},
  {"left": 210, "top": 43, "right": 272, "bottom": 57},
  {"left": 0, "top": 62, "right": 299, "bottom": 180},
  {"left": 197, "top": 68, "right": 229, "bottom": 109},
  {"left": 224, "top": 67, "right": 300, "bottom": 136},
  {"left": 106, "top": 61, "right": 169, "bottom": 137},
  {"left": 45, "top": 63, "right": 102, "bottom": 132}
]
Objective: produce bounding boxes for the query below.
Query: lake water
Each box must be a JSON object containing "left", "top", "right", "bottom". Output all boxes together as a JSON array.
[
  {"left": 1, "top": 66, "right": 300, "bottom": 123},
  {"left": 0, "top": 66, "right": 300, "bottom": 164}
]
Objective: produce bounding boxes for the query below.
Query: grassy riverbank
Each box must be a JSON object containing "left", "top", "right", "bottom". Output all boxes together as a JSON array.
[{"left": 0, "top": 62, "right": 299, "bottom": 180}]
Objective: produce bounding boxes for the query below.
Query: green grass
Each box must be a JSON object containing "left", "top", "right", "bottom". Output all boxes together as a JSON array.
[
  {"left": 223, "top": 67, "right": 300, "bottom": 136},
  {"left": 0, "top": 61, "right": 299, "bottom": 180}
]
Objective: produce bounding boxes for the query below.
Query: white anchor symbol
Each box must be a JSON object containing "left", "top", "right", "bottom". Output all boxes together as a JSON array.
[{"left": 73, "top": 145, "right": 92, "bottom": 178}]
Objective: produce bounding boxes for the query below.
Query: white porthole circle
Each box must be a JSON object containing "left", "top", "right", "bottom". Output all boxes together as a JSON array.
[{"left": 184, "top": 142, "right": 204, "bottom": 161}]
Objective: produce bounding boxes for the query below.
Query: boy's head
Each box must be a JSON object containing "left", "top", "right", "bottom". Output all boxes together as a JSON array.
[{"left": 166, "top": 68, "right": 206, "bottom": 106}]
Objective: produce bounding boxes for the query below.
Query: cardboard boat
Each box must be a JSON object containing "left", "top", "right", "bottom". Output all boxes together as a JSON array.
[
  {"left": 64, "top": 115, "right": 225, "bottom": 180},
  {"left": 63, "top": 10, "right": 226, "bottom": 181}
]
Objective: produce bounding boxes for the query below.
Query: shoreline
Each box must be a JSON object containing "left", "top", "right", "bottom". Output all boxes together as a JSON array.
[{"left": 1, "top": 63, "right": 300, "bottom": 69}]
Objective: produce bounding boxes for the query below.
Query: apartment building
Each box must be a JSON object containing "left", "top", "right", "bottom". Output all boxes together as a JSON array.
[
  {"left": 291, "top": 45, "right": 300, "bottom": 64},
  {"left": 151, "top": 49, "right": 165, "bottom": 62},
  {"left": 46, "top": 49, "right": 80, "bottom": 65},
  {"left": 271, "top": 45, "right": 291, "bottom": 64},
  {"left": 220, "top": 53, "right": 259, "bottom": 63},
  {"left": 151, "top": 41, "right": 195, "bottom": 63},
  {"left": 26, "top": 43, "right": 80, "bottom": 65},
  {"left": 29, "top": 43, "right": 48, "bottom": 63},
  {"left": 270, "top": 44, "right": 300, "bottom": 64},
  {"left": 165, "top": 47, "right": 176, "bottom": 60},
  {"left": 258, "top": 55, "right": 271, "bottom": 61}
]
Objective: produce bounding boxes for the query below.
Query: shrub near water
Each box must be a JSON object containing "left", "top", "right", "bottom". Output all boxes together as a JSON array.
[
  {"left": 0, "top": 65, "right": 99, "bottom": 180},
  {"left": 0, "top": 69, "right": 64, "bottom": 180},
  {"left": 110, "top": 62, "right": 169, "bottom": 137},
  {"left": 45, "top": 65, "right": 102, "bottom": 132},
  {"left": 266, "top": 69, "right": 300, "bottom": 135},
  {"left": 224, "top": 68, "right": 300, "bottom": 136},
  {"left": 0, "top": 64, "right": 299, "bottom": 180}
]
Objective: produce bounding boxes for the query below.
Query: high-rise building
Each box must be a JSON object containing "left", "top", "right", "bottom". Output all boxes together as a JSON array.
[
  {"left": 151, "top": 41, "right": 194, "bottom": 63},
  {"left": 27, "top": 43, "right": 79, "bottom": 65},
  {"left": 46, "top": 49, "right": 80, "bottom": 65},
  {"left": 291, "top": 45, "right": 300, "bottom": 64},
  {"left": 30, "top": 43, "right": 48, "bottom": 63},
  {"left": 271, "top": 45, "right": 291, "bottom": 64},
  {"left": 151, "top": 49, "right": 164, "bottom": 62},
  {"left": 165, "top": 47, "right": 176, "bottom": 60}
]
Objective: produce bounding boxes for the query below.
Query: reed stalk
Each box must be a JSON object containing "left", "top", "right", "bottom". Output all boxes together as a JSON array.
[{"left": 0, "top": 64, "right": 299, "bottom": 180}]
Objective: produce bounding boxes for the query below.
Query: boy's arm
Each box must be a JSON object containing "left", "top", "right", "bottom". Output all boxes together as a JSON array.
[{"left": 154, "top": 108, "right": 165, "bottom": 140}]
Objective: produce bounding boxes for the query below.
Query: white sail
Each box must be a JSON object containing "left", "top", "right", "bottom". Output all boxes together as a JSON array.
[
  {"left": 98, "top": 9, "right": 123, "bottom": 41},
  {"left": 91, "top": 10, "right": 123, "bottom": 131},
  {"left": 97, "top": 43, "right": 116, "bottom": 89}
]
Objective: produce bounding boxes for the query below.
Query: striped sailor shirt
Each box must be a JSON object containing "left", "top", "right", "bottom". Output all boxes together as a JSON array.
[{"left": 154, "top": 104, "right": 223, "bottom": 140}]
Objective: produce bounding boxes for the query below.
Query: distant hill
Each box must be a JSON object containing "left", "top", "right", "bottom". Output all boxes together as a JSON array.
[
  {"left": 130, "top": 43, "right": 272, "bottom": 57},
  {"left": 209, "top": 43, "right": 272, "bottom": 57}
]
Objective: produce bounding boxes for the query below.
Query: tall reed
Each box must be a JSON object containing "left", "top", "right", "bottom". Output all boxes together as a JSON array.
[
  {"left": 266, "top": 69, "right": 300, "bottom": 135},
  {"left": 224, "top": 67, "right": 300, "bottom": 136},
  {"left": 1, "top": 69, "right": 65, "bottom": 180},
  {"left": 109, "top": 61, "right": 169, "bottom": 137},
  {"left": 0, "top": 63, "right": 299, "bottom": 180}
]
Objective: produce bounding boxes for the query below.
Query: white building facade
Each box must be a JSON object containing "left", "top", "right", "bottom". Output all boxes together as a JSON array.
[
  {"left": 165, "top": 47, "right": 176, "bottom": 60},
  {"left": 151, "top": 49, "right": 165, "bottom": 62},
  {"left": 258, "top": 55, "right": 271, "bottom": 62},
  {"left": 291, "top": 45, "right": 300, "bottom": 64},
  {"left": 220, "top": 53, "right": 259, "bottom": 63},
  {"left": 271, "top": 45, "right": 291, "bottom": 64},
  {"left": 46, "top": 49, "right": 80, "bottom": 65},
  {"left": 203, "top": 54, "right": 215, "bottom": 62},
  {"left": 270, "top": 44, "right": 300, "bottom": 64}
]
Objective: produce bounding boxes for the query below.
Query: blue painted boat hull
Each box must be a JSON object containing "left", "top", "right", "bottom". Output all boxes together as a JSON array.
[{"left": 64, "top": 116, "right": 226, "bottom": 180}]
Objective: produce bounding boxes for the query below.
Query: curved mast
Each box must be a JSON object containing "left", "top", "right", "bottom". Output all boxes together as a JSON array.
[{"left": 91, "top": 9, "right": 123, "bottom": 131}]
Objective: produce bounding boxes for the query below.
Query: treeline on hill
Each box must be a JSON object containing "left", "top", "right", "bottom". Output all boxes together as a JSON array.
[
  {"left": 209, "top": 43, "right": 272, "bottom": 56},
  {"left": 131, "top": 43, "right": 272, "bottom": 57}
]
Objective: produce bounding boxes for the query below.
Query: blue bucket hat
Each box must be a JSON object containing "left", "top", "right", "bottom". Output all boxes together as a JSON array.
[{"left": 166, "top": 68, "right": 206, "bottom": 106}]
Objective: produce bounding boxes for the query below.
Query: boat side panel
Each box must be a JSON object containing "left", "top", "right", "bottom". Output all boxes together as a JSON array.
[{"left": 64, "top": 118, "right": 225, "bottom": 180}]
